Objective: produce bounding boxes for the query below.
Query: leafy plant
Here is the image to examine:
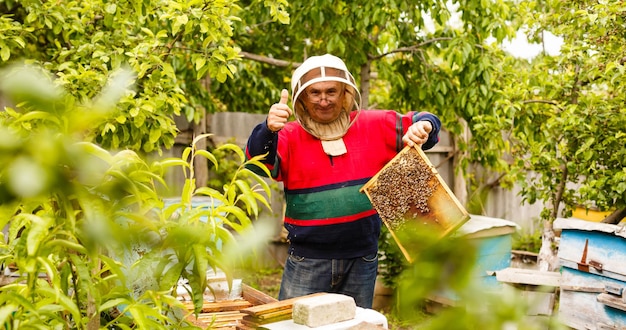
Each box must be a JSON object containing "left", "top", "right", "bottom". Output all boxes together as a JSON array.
[
  {"left": 0, "top": 64, "right": 272, "bottom": 329},
  {"left": 377, "top": 226, "right": 407, "bottom": 289},
  {"left": 0, "top": 0, "right": 289, "bottom": 154},
  {"left": 511, "top": 222, "right": 542, "bottom": 254},
  {"left": 491, "top": 0, "right": 626, "bottom": 269}
]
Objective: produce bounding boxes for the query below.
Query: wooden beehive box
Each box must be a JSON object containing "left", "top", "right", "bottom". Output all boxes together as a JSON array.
[
  {"left": 459, "top": 215, "right": 519, "bottom": 288},
  {"left": 360, "top": 145, "right": 470, "bottom": 262},
  {"left": 554, "top": 218, "right": 626, "bottom": 329},
  {"left": 426, "top": 215, "right": 521, "bottom": 309}
]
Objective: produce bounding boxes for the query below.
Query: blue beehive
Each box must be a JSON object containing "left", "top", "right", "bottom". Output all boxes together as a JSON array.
[
  {"left": 430, "top": 214, "right": 519, "bottom": 306},
  {"left": 554, "top": 218, "right": 626, "bottom": 329},
  {"left": 458, "top": 214, "right": 520, "bottom": 289}
]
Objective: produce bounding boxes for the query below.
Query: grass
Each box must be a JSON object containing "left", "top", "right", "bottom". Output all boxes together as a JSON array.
[{"left": 235, "top": 265, "right": 283, "bottom": 299}]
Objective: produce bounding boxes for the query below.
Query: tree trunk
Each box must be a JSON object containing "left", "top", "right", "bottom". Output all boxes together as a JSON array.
[
  {"left": 601, "top": 207, "right": 626, "bottom": 225},
  {"left": 87, "top": 292, "right": 99, "bottom": 330},
  {"left": 453, "top": 120, "right": 469, "bottom": 205},
  {"left": 193, "top": 111, "right": 208, "bottom": 188},
  {"left": 538, "top": 165, "right": 567, "bottom": 271},
  {"left": 192, "top": 76, "right": 212, "bottom": 188},
  {"left": 87, "top": 259, "right": 101, "bottom": 330},
  {"left": 359, "top": 60, "right": 371, "bottom": 109},
  {"left": 537, "top": 219, "right": 559, "bottom": 271}
]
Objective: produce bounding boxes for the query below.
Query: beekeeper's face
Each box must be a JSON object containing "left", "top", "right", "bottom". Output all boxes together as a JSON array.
[{"left": 302, "top": 81, "right": 345, "bottom": 124}]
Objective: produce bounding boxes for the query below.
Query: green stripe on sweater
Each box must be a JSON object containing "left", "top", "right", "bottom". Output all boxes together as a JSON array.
[{"left": 285, "top": 185, "right": 373, "bottom": 220}]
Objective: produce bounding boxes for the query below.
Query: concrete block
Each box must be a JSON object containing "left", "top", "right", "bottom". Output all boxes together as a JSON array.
[{"left": 292, "top": 293, "right": 356, "bottom": 327}]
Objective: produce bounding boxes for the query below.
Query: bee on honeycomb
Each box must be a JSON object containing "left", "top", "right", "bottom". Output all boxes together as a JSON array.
[{"left": 367, "top": 148, "right": 438, "bottom": 231}]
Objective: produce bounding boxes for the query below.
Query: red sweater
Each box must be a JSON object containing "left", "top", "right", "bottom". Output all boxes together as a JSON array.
[{"left": 246, "top": 110, "right": 440, "bottom": 259}]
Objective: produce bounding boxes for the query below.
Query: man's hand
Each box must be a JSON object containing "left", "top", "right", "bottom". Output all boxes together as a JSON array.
[
  {"left": 267, "top": 89, "right": 293, "bottom": 132},
  {"left": 402, "top": 120, "right": 433, "bottom": 147}
]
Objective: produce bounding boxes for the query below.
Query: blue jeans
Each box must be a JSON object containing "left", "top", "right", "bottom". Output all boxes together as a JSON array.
[{"left": 278, "top": 253, "right": 378, "bottom": 308}]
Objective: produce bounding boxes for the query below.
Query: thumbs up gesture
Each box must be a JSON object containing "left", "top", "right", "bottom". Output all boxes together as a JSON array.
[{"left": 267, "top": 89, "right": 293, "bottom": 132}]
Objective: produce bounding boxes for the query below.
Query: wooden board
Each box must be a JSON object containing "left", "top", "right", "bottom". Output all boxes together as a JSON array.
[
  {"left": 558, "top": 267, "right": 626, "bottom": 329},
  {"left": 360, "top": 145, "right": 469, "bottom": 262},
  {"left": 494, "top": 267, "right": 561, "bottom": 316},
  {"left": 240, "top": 292, "right": 327, "bottom": 316},
  {"left": 242, "top": 284, "right": 278, "bottom": 305},
  {"left": 181, "top": 299, "right": 253, "bottom": 313},
  {"left": 495, "top": 267, "right": 561, "bottom": 288},
  {"left": 597, "top": 293, "right": 626, "bottom": 312},
  {"left": 241, "top": 312, "right": 293, "bottom": 326},
  {"left": 187, "top": 311, "right": 247, "bottom": 328},
  {"left": 184, "top": 283, "right": 278, "bottom": 329},
  {"left": 237, "top": 292, "right": 328, "bottom": 329},
  {"left": 235, "top": 325, "right": 257, "bottom": 330}
]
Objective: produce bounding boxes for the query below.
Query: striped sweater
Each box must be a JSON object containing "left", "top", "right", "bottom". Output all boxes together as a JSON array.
[{"left": 246, "top": 110, "right": 441, "bottom": 259}]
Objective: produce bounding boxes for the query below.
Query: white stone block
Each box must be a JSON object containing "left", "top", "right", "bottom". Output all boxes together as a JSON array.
[{"left": 292, "top": 293, "right": 357, "bottom": 327}]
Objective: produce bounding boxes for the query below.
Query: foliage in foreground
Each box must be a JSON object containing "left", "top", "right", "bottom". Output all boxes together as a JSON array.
[
  {"left": 386, "top": 225, "right": 566, "bottom": 330},
  {"left": 0, "top": 65, "right": 273, "bottom": 329}
]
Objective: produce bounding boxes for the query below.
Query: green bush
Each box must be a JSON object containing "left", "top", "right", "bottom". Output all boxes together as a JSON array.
[
  {"left": 511, "top": 219, "right": 542, "bottom": 254},
  {"left": 0, "top": 65, "right": 272, "bottom": 329}
]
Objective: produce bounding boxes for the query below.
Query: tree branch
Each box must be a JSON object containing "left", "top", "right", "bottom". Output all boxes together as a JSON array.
[
  {"left": 239, "top": 51, "right": 301, "bottom": 68},
  {"left": 601, "top": 207, "right": 626, "bottom": 225},
  {"left": 238, "top": 38, "right": 463, "bottom": 68},
  {"left": 571, "top": 64, "right": 580, "bottom": 105},
  {"left": 551, "top": 165, "right": 568, "bottom": 220},
  {"left": 370, "top": 37, "right": 455, "bottom": 60},
  {"left": 522, "top": 99, "right": 563, "bottom": 110},
  {"left": 370, "top": 37, "right": 488, "bottom": 61},
  {"left": 237, "top": 37, "right": 470, "bottom": 70}
]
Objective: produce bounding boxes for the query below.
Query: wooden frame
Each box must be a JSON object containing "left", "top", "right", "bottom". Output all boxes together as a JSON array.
[{"left": 361, "top": 145, "right": 470, "bottom": 263}]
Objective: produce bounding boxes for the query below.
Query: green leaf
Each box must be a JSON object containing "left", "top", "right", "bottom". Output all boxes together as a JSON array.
[
  {"left": 0, "top": 304, "right": 17, "bottom": 326},
  {"left": 149, "top": 128, "right": 161, "bottom": 143},
  {"left": 76, "top": 142, "right": 114, "bottom": 163},
  {"left": 217, "top": 205, "right": 250, "bottom": 229},
  {"left": 26, "top": 215, "right": 52, "bottom": 256},
  {"left": 195, "top": 57, "right": 206, "bottom": 71},
  {"left": 194, "top": 187, "right": 227, "bottom": 202},
  {"left": 14, "top": 111, "right": 60, "bottom": 124},
  {"left": 43, "top": 239, "right": 87, "bottom": 254},
  {"left": 0, "top": 45, "right": 10, "bottom": 62},
  {"left": 172, "top": 14, "right": 189, "bottom": 35},
  {"left": 192, "top": 244, "right": 208, "bottom": 282},
  {"left": 216, "top": 143, "right": 245, "bottom": 163},
  {"left": 38, "top": 286, "right": 81, "bottom": 321},
  {"left": 100, "top": 254, "right": 126, "bottom": 281},
  {"left": 98, "top": 298, "right": 129, "bottom": 313},
  {"left": 140, "top": 27, "right": 154, "bottom": 37},
  {"left": 36, "top": 256, "right": 57, "bottom": 284},
  {"left": 160, "top": 262, "right": 185, "bottom": 292},
  {"left": 195, "top": 149, "right": 218, "bottom": 168},
  {"left": 182, "top": 179, "right": 195, "bottom": 202},
  {"left": 13, "top": 37, "right": 26, "bottom": 49},
  {"left": 153, "top": 158, "right": 189, "bottom": 170},
  {"left": 182, "top": 146, "right": 193, "bottom": 163}
]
